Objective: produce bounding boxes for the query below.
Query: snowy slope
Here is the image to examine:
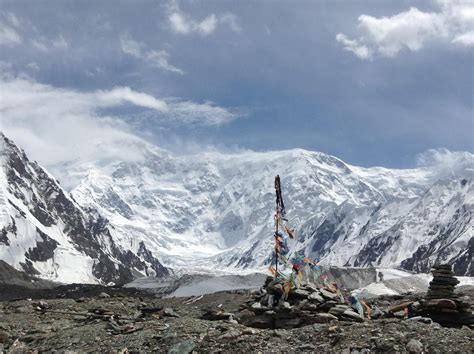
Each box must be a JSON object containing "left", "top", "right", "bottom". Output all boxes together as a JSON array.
[
  {"left": 60, "top": 138, "right": 474, "bottom": 276},
  {"left": 0, "top": 133, "right": 168, "bottom": 284}
]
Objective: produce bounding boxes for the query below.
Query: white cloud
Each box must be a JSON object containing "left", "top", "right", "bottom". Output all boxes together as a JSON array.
[
  {"left": 31, "top": 38, "right": 49, "bottom": 51},
  {"left": 0, "top": 76, "right": 157, "bottom": 167},
  {"left": 335, "top": 33, "right": 370, "bottom": 59},
  {"left": 121, "top": 35, "right": 142, "bottom": 57},
  {"left": 31, "top": 35, "right": 69, "bottom": 52},
  {"left": 51, "top": 35, "right": 68, "bottom": 49},
  {"left": 120, "top": 35, "right": 184, "bottom": 74},
  {"left": 168, "top": 100, "right": 238, "bottom": 126},
  {"left": 220, "top": 13, "right": 242, "bottom": 33},
  {"left": 5, "top": 12, "right": 20, "bottom": 28},
  {"left": 98, "top": 86, "right": 168, "bottom": 111},
  {"left": 415, "top": 148, "right": 473, "bottom": 178},
  {"left": 196, "top": 14, "right": 218, "bottom": 35},
  {"left": 452, "top": 30, "right": 474, "bottom": 45},
  {"left": 167, "top": 0, "right": 240, "bottom": 36},
  {"left": 0, "top": 75, "right": 239, "bottom": 168},
  {"left": 26, "top": 62, "right": 40, "bottom": 71},
  {"left": 0, "top": 20, "right": 22, "bottom": 46},
  {"left": 337, "top": 0, "right": 474, "bottom": 59}
]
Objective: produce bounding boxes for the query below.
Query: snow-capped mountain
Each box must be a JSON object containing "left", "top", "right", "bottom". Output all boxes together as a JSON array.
[
  {"left": 0, "top": 133, "right": 168, "bottom": 284},
  {"left": 56, "top": 139, "right": 473, "bottom": 276}
]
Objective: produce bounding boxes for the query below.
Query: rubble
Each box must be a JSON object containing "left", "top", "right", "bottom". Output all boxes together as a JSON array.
[
  {"left": 0, "top": 284, "right": 472, "bottom": 353},
  {"left": 233, "top": 277, "right": 366, "bottom": 329}
]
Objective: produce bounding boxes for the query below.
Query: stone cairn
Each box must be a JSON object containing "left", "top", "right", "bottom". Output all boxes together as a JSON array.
[
  {"left": 418, "top": 264, "right": 473, "bottom": 327},
  {"left": 230, "top": 276, "right": 365, "bottom": 329}
]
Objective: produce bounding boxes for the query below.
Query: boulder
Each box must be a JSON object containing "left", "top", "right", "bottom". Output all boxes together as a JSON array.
[
  {"left": 406, "top": 339, "right": 423, "bottom": 353},
  {"left": 236, "top": 309, "right": 274, "bottom": 329}
]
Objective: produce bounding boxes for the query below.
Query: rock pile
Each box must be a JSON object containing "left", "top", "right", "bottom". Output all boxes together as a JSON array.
[
  {"left": 417, "top": 264, "right": 474, "bottom": 328},
  {"left": 233, "top": 277, "right": 364, "bottom": 329},
  {"left": 426, "top": 264, "right": 459, "bottom": 299}
]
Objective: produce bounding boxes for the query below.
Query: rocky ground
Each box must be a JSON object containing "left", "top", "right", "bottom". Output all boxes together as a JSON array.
[{"left": 0, "top": 284, "right": 473, "bottom": 353}]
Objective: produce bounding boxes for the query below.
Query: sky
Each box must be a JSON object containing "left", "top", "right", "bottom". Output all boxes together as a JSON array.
[{"left": 0, "top": 0, "right": 472, "bottom": 169}]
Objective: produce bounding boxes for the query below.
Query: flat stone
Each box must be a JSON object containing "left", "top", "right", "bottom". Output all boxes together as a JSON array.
[
  {"left": 431, "top": 269, "right": 455, "bottom": 276},
  {"left": 407, "top": 316, "right": 432, "bottom": 324},
  {"left": 299, "top": 301, "right": 319, "bottom": 312},
  {"left": 320, "top": 289, "right": 338, "bottom": 300},
  {"left": 308, "top": 292, "right": 324, "bottom": 303},
  {"left": 98, "top": 292, "right": 111, "bottom": 299},
  {"left": 432, "top": 264, "right": 452, "bottom": 270},
  {"left": 292, "top": 289, "right": 311, "bottom": 299},
  {"left": 236, "top": 310, "right": 274, "bottom": 329},
  {"left": 328, "top": 307, "right": 344, "bottom": 316},
  {"left": 318, "top": 300, "right": 338, "bottom": 311},
  {"left": 313, "top": 313, "right": 338, "bottom": 323},
  {"left": 301, "top": 284, "right": 318, "bottom": 292},
  {"left": 424, "top": 298, "right": 457, "bottom": 309},
  {"left": 341, "top": 309, "right": 363, "bottom": 322}
]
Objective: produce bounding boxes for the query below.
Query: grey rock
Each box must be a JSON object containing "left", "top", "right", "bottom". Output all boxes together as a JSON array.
[
  {"left": 221, "top": 330, "right": 241, "bottom": 339},
  {"left": 320, "top": 289, "right": 338, "bottom": 300},
  {"left": 0, "top": 331, "right": 8, "bottom": 344},
  {"left": 341, "top": 309, "right": 364, "bottom": 322},
  {"left": 318, "top": 301, "right": 338, "bottom": 311},
  {"left": 407, "top": 316, "right": 432, "bottom": 324},
  {"left": 259, "top": 294, "right": 270, "bottom": 306},
  {"left": 329, "top": 305, "right": 350, "bottom": 316},
  {"left": 313, "top": 313, "right": 338, "bottom": 323},
  {"left": 37, "top": 300, "right": 49, "bottom": 309},
  {"left": 163, "top": 308, "right": 180, "bottom": 318},
  {"left": 98, "top": 292, "right": 111, "bottom": 299},
  {"left": 168, "top": 340, "right": 195, "bottom": 354},
  {"left": 424, "top": 298, "right": 457, "bottom": 309},
  {"left": 14, "top": 306, "right": 29, "bottom": 314},
  {"left": 406, "top": 339, "right": 423, "bottom": 353},
  {"left": 293, "top": 289, "right": 311, "bottom": 298},
  {"left": 308, "top": 292, "right": 324, "bottom": 303}
]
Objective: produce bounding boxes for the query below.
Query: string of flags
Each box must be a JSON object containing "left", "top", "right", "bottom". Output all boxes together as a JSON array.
[{"left": 268, "top": 175, "right": 325, "bottom": 289}]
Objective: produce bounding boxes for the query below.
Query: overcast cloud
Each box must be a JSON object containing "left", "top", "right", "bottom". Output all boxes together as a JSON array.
[{"left": 0, "top": 0, "right": 471, "bottom": 169}]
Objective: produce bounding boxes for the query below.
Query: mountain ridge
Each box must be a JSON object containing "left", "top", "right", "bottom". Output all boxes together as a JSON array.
[
  {"left": 56, "top": 138, "right": 473, "bottom": 276},
  {"left": 1, "top": 131, "right": 472, "bottom": 281},
  {"left": 0, "top": 133, "right": 169, "bottom": 284}
]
